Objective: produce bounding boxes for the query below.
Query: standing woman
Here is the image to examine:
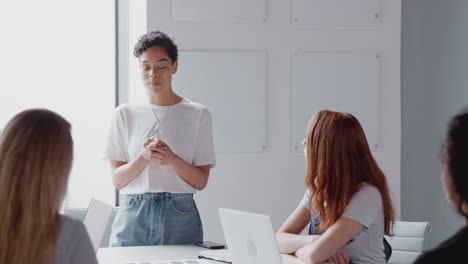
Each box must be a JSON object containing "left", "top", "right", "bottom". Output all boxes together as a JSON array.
[
  {"left": 105, "top": 31, "right": 216, "bottom": 246},
  {"left": 0, "top": 109, "right": 97, "bottom": 264},
  {"left": 276, "top": 110, "right": 395, "bottom": 264},
  {"left": 414, "top": 109, "right": 468, "bottom": 263}
]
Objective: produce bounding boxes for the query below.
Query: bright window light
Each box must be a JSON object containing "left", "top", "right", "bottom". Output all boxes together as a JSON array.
[{"left": 0, "top": 0, "right": 116, "bottom": 207}]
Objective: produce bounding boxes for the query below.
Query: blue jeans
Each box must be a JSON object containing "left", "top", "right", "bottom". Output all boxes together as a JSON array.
[
  {"left": 109, "top": 193, "right": 203, "bottom": 246},
  {"left": 308, "top": 216, "right": 325, "bottom": 235}
]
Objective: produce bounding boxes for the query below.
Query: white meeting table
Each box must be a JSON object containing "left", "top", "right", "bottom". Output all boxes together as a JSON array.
[{"left": 97, "top": 244, "right": 219, "bottom": 264}]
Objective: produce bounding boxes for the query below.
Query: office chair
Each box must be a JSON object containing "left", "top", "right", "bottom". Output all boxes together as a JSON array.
[{"left": 385, "top": 221, "right": 432, "bottom": 264}]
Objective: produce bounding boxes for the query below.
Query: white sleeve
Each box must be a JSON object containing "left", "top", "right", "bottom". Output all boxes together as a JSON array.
[
  {"left": 300, "top": 189, "right": 311, "bottom": 209},
  {"left": 342, "top": 185, "right": 382, "bottom": 228},
  {"left": 193, "top": 108, "right": 216, "bottom": 167},
  {"left": 103, "top": 106, "right": 128, "bottom": 162}
]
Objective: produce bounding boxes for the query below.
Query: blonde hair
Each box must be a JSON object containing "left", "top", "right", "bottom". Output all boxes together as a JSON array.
[{"left": 0, "top": 109, "right": 73, "bottom": 264}]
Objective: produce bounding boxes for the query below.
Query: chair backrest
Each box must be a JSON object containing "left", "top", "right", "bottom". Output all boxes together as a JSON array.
[
  {"left": 83, "top": 198, "right": 114, "bottom": 252},
  {"left": 385, "top": 221, "right": 431, "bottom": 264}
]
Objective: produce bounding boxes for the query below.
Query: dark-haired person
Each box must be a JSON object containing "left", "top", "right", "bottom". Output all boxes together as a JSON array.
[
  {"left": 414, "top": 109, "right": 468, "bottom": 263},
  {"left": 276, "top": 110, "right": 396, "bottom": 264},
  {"left": 0, "top": 109, "right": 97, "bottom": 264},
  {"left": 104, "top": 31, "right": 215, "bottom": 247}
]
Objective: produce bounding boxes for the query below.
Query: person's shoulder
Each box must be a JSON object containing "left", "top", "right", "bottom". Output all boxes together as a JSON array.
[
  {"left": 179, "top": 98, "right": 207, "bottom": 110},
  {"left": 59, "top": 215, "right": 94, "bottom": 248},
  {"left": 415, "top": 227, "right": 468, "bottom": 263},
  {"left": 414, "top": 250, "right": 445, "bottom": 264},
  {"left": 355, "top": 183, "right": 382, "bottom": 200},
  {"left": 115, "top": 103, "right": 146, "bottom": 113},
  {"left": 414, "top": 245, "right": 457, "bottom": 264},
  {"left": 58, "top": 215, "right": 98, "bottom": 264},
  {"left": 113, "top": 103, "right": 149, "bottom": 119},
  {"left": 179, "top": 98, "right": 211, "bottom": 116},
  {"left": 60, "top": 215, "right": 86, "bottom": 235},
  {"left": 57, "top": 215, "right": 88, "bottom": 250}
]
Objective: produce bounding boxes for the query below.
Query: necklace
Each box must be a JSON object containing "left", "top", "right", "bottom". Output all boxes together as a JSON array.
[{"left": 151, "top": 104, "right": 171, "bottom": 140}]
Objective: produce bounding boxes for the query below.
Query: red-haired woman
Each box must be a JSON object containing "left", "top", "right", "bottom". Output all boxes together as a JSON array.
[{"left": 276, "top": 110, "right": 395, "bottom": 264}]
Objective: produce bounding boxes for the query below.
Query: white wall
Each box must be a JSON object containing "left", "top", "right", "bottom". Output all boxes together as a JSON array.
[
  {"left": 401, "top": 0, "right": 468, "bottom": 248},
  {"left": 145, "top": 0, "right": 401, "bottom": 243}
]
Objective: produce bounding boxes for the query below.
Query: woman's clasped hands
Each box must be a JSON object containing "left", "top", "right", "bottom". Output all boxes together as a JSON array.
[{"left": 141, "top": 138, "right": 179, "bottom": 166}]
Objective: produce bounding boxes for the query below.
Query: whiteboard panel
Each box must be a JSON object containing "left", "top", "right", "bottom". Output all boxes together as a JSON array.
[
  {"left": 292, "top": 0, "right": 380, "bottom": 26},
  {"left": 291, "top": 52, "right": 381, "bottom": 152},
  {"left": 173, "top": 51, "right": 267, "bottom": 153},
  {"left": 172, "top": 0, "right": 266, "bottom": 23}
]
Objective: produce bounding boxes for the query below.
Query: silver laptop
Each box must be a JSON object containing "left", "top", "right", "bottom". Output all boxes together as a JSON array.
[
  {"left": 83, "top": 198, "right": 114, "bottom": 252},
  {"left": 219, "top": 208, "right": 284, "bottom": 264}
]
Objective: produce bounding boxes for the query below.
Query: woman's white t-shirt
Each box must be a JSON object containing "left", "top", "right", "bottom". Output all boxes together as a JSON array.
[
  {"left": 104, "top": 98, "right": 216, "bottom": 194},
  {"left": 300, "top": 183, "right": 387, "bottom": 264}
]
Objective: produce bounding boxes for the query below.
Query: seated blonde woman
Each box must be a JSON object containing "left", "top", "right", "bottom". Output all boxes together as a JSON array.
[{"left": 0, "top": 109, "right": 97, "bottom": 264}]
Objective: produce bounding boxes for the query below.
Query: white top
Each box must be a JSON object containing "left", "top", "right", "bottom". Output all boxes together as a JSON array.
[
  {"left": 104, "top": 98, "right": 216, "bottom": 194},
  {"left": 300, "top": 183, "right": 386, "bottom": 264}
]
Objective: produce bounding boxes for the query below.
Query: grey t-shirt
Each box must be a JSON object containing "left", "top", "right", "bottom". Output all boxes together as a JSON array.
[
  {"left": 300, "top": 183, "right": 386, "bottom": 264},
  {"left": 55, "top": 215, "right": 98, "bottom": 264}
]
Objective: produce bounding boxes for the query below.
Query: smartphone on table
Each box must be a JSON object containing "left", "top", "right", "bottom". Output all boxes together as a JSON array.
[{"left": 194, "top": 241, "right": 225, "bottom": 249}]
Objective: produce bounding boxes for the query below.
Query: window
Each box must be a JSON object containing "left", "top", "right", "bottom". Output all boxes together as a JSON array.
[{"left": 0, "top": 0, "right": 116, "bottom": 207}]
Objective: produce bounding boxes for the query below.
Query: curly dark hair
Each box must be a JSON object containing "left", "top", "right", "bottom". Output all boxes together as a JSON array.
[
  {"left": 444, "top": 108, "right": 468, "bottom": 218},
  {"left": 133, "top": 31, "right": 178, "bottom": 62}
]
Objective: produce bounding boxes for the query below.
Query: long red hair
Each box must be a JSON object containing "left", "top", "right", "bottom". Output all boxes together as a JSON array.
[{"left": 305, "top": 110, "right": 395, "bottom": 235}]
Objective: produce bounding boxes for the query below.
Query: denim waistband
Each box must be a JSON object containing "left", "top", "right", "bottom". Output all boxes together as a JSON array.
[{"left": 122, "top": 192, "right": 193, "bottom": 201}]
